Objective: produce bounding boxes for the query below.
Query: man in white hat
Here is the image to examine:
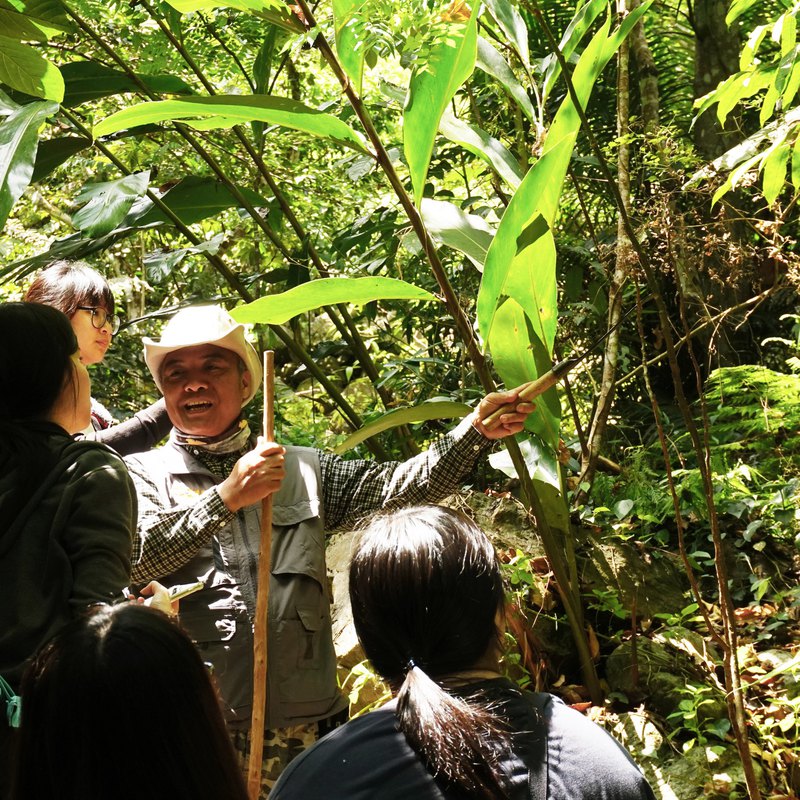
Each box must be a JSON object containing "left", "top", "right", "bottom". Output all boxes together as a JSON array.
[{"left": 125, "top": 304, "right": 534, "bottom": 796}]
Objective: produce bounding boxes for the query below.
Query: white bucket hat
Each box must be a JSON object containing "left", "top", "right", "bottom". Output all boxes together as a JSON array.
[{"left": 143, "top": 305, "right": 262, "bottom": 406}]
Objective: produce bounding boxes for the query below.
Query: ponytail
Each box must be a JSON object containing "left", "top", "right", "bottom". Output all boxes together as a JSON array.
[{"left": 395, "top": 663, "right": 511, "bottom": 798}]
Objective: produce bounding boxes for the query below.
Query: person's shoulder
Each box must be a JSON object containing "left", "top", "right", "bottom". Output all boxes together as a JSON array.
[
  {"left": 540, "top": 694, "right": 655, "bottom": 800},
  {"left": 60, "top": 436, "right": 126, "bottom": 469},
  {"left": 272, "top": 706, "right": 400, "bottom": 799},
  {"left": 123, "top": 440, "right": 173, "bottom": 470}
]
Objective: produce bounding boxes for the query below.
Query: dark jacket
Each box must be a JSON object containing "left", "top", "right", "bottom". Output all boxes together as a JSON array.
[
  {"left": 271, "top": 679, "right": 657, "bottom": 800},
  {"left": 0, "top": 423, "right": 136, "bottom": 690}
]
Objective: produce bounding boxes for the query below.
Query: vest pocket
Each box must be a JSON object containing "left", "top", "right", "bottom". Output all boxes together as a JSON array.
[{"left": 274, "top": 574, "right": 335, "bottom": 704}]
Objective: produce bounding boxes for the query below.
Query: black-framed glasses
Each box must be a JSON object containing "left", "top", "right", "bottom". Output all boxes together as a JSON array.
[{"left": 76, "top": 305, "right": 121, "bottom": 335}]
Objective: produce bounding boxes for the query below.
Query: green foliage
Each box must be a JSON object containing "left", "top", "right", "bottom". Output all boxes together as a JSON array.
[
  {"left": 403, "top": 3, "right": 477, "bottom": 205},
  {"left": 94, "top": 95, "right": 370, "bottom": 153},
  {"left": 0, "top": 98, "right": 57, "bottom": 229},
  {"left": 666, "top": 682, "right": 732, "bottom": 752},
  {"left": 694, "top": 0, "right": 800, "bottom": 205}
]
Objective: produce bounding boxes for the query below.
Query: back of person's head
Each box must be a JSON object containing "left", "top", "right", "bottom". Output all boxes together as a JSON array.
[
  {"left": 0, "top": 301, "right": 77, "bottom": 421},
  {"left": 23, "top": 260, "right": 115, "bottom": 317},
  {"left": 349, "top": 505, "right": 511, "bottom": 798},
  {"left": 12, "top": 604, "right": 248, "bottom": 800}
]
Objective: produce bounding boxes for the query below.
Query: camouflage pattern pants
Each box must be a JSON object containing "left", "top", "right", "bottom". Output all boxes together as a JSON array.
[{"left": 230, "top": 723, "right": 319, "bottom": 799}]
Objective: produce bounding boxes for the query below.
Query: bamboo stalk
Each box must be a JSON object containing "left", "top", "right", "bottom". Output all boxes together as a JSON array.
[{"left": 247, "top": 351, "right": 275, "bottom": 800}]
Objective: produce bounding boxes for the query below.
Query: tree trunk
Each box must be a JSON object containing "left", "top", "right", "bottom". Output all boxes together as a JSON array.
[{"left": 691, "top": 0, "right": 741, "bottom": 159}]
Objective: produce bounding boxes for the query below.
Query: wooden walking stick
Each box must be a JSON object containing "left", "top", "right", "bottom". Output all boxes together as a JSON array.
[{"left": 247, "top": 350, "right": 275, "bottom": 800}]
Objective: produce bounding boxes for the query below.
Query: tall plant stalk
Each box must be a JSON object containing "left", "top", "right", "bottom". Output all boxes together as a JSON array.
[
  {"left": 578, "top": 0, "right": 634, "bottom": 496},
  {"left": 292, "top": 0, "right": 602, "bottom": 702}
]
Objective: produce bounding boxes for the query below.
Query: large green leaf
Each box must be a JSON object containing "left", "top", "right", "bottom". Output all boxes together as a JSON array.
[
  {"left": 31, "top": 134, "right": 91, "bottom": 182},
  {"left": 478, "top": 2, "right": 650, "bottom": 400},
  {"left": 163, "top": 0, "right": 303, "bottom": 32},
  {"left": 61, "top": 61, "right": 194, "bottom": 107},
  {"left": 420, "top": 198, "right": 495, "bottom": 269},
  {"left": 0, "top": 98, "right": 56, "bottom": 229},
  {"left": 333, "top": 0, "right": 367, "bottom": 94},
  {"left": 761, "top": 137, "right": 791, "bottom": 205},
  {"left": 94, "top": 95, "right": 369, "bottom": 154},
  {"left": 333, "top": 400, "right": 472, "bottom": 454},
  {"left": 0, "top": 36, "right": 63, "bottom": 101},
  {"left": 477, "top": 134, "right": 568, "bottom": 354},
  {"left": 232, "top": 277, "right": 437, "bottom": 325},
  {"left": 483, "top": 0, "right": 529, "bottom": 67},
  {"left": 72, "top": 171, "right": 150, "bottom": 237},
  {"left": 439, "top": 111, "right": 523, "bottom": 189},
  {"left": 489, "top": 435, "right": 561, "bottom": 489},
  {"left": 475, "top": 36, "right": 535, "bottom": 122},
  {"left": 0, "top": 0, "right": 72, "bottom": 40},
  {"left": 486, "top": 297, "right": 561, "bottom": 447},
  {"left": 403, "top": 7, "right": 478, "bottom": 205}
]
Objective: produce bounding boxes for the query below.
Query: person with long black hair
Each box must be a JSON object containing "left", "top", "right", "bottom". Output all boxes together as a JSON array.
[
  {"left": 11, "top": 603, "right": 249, "bottom": 800},
  {"left": 24, "top": 261, "right": 170, "bottom": 456},
  {"left": 271, "top": 505, "right": 656, "bottom": 800},
  {"left": 0, "top": 302, "right": 137, "bottom": 797}
]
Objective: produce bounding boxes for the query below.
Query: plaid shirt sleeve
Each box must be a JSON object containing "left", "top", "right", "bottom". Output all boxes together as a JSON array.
[
  {"left": 320, "top": 414, "right": 494, "bottom": 532},
  {"left": 127, "top": 462, "right": 234, "bottom": 583}
]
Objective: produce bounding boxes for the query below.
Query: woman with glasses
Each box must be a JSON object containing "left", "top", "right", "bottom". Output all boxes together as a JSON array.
[{"left": 24, "top": 261, "right": 170, "bottom": 456}]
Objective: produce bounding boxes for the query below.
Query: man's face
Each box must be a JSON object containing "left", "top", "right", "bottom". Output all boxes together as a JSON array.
[{"left": 160, "top": 344, "right": 250, "bottom": 437}]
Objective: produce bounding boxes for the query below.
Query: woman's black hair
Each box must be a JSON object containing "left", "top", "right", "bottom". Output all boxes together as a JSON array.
[
  {"left": 12, "top": 603, "right": 248, "bottom": 800},
  {"left": 349, "top": 504, "right": 511, "bottom": 799},
  {"left": 0, "top": 302, "right": 80, "bottom": 528},
  {"left": 23, "top": 260, "right": 115, "bottom": 317},
  {"left": 0, "top": 301, "right": 78, "bottom": 421}
]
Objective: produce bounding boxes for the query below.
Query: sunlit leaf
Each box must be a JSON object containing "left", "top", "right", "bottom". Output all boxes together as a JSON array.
[
  {"left": 0, "top": 35, "right": 64, "bottom": 102},
  {"left": 420, "top": 198, "right": 495, "bottom": 269},
  {"left": 439, "top": 111, "right": 524, "bottom": 189},
  {"left": 231, "top": 277, "right": 438, "bottom": 325},
  {"left": 404, "top": 5, "right": 478, "bottom": 205},
  {"left": 72, "top": 171, "right": 150, "bottom": 237},
  {"left": 333, "top": 0, "right": 367, "bottom": 93},
  {"left": 94, "top": 95, "right": 369, "bottom": 154},
  {"left": 726, "top": 0, "right": 759, "bottom": 25},
  {"left": 0, "top": 99, "right": 56, "bottom": 230},
  {"left": 475, "top": 36, "right": 534, "bottom": 122},
  {"left": 333, "top": 400, "right": 471, "bottom": 454},
  {"left": 760, "top": 137, "right": 790, "bottom": 205},
  {"left": 0, "top": 0, "right": 72, "bottom": 39},
  {"left": 478, "top": 2, "right": 650, "bottom": 393},
  {"left": 163, "top": 0, "right": 303, "bottom": 32},
  {"left": 486, "top": 297, "right": 560, "bottom": 447},
  {"left": 483, "top": 0, "right": 529, "bottom": 66}
]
